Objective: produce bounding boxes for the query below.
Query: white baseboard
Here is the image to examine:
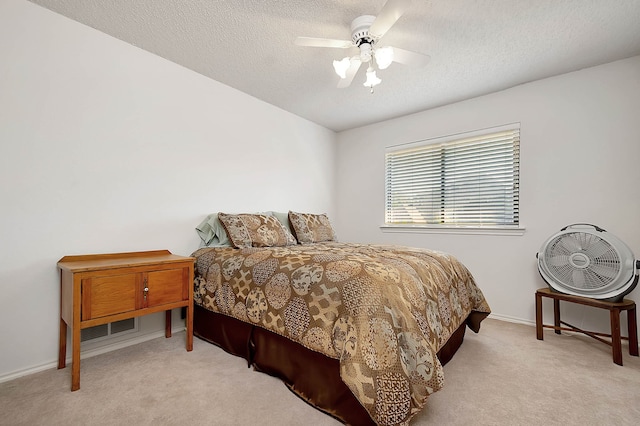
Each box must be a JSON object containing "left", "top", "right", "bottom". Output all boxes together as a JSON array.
[
  {"left": 487, "top": 312, "right": 535, "bottom": 326},
  {"left": 0, "top": 326, "right": 186, "bottom": 385},
  {"left": 1, "top": 315, "right": 538, "bottom": 384}
]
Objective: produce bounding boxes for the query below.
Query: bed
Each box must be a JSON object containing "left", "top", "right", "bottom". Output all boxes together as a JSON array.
[{"left": 191, "top": 212, "right": 491, "bottom": 425}]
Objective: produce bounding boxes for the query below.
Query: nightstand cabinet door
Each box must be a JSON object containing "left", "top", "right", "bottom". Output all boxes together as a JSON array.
[
  {"left": 144, "top": 267, "right": 189, "bottom": 308},
  {"left": 81, "top": 273, "right": 141, "bottom": 321}
]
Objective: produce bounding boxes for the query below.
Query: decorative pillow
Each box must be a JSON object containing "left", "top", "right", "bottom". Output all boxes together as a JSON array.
[
  {"left": 268, "top": 211, "right": 296, "bottom": 239},
  {"left": 288, "top": 211, "right": 336, "bottom": 244},
  {"left": 195, "top": 213, "right": 232, "bottom": 247},
  {"left": 218, "top": 213, "right": 297, "bottom": 248}
]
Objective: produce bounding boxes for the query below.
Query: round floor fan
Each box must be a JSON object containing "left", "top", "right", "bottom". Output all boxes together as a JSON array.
[{"left": 537, "top": 224, "right": 639, "bottom": 302}]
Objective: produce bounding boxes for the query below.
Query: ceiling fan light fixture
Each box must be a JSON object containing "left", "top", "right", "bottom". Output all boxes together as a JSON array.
[
  {"left": 359, "top": 42, "right": 373, "bottom": 63},
  {"left": 333, "top": 57, "right": 351, "bottom": 78},
  {"left": 295, "top": 0, "right": 429, "bottom": 91},
  {"left": 363, "top": 66, "right": 381, "bottom": 89},
  {"left": 375, "top": 46, "right": 394, "bottom": 69}
]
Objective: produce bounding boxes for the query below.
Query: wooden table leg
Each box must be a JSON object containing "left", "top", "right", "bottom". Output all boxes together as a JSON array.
[
  {"left": 186, "top": 305, "right": 193, "bottom": 351},
  {"left": 536, "top": 291, "right": 543, "bottom": 340},
  {"left": 71, "top": 325, "right": 81, "bottom": 391},
  {"left": 165, "top": 310, "right": 172, "bottom": 338},
  {"left": 553, "top": 299, "right": 561, "bottom": 334},
  {"left": 610, "top": 308, "right": 623, "bottom": 366},
  {"left": 628, "top": 306, "right": 638, "bottom": 357},
  {"left": 58, "top": 318, "right": 67, "bottom": 369}
]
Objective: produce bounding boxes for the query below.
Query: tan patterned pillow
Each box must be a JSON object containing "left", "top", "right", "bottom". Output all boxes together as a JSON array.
[
  {"left": 218, "top": 213, "right": 297, "bottom": 248},
  {"left": 288, "top": 211, "right": 336, "bottom": 244}
]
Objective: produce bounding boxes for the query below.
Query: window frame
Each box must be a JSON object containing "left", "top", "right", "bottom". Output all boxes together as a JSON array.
[{"left": 382, "top": 123, "right": 525, "bottom": 236}]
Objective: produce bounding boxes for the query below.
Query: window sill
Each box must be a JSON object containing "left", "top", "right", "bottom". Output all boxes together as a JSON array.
[{"left": 380, "top": 224, "right": 526, "bottom": 236}]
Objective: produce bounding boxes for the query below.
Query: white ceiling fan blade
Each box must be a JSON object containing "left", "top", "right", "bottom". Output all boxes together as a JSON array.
[
  {"left": 369, "top": 0, "right": 412, "bottom": 38},
  {"left": 337, "top": 58, "right": 362, "bottom": 88},
  {"left": 294, "top": 36, "right": 353, "bottom": 49},
  {"left": 391, "top": 47, "right": 431, "bottom": 67}
]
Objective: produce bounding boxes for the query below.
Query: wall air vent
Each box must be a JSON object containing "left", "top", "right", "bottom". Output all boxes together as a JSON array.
[{"left": 80, "top": 318, "right": 137, "bottom": 342}]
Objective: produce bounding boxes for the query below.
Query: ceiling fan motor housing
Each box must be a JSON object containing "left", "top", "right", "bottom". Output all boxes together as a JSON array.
[
  {"left": 350, "top": 15, "right": 376, "bottom": 45},
  {"left": 537, "top": 224, "right": 639, "bottom": 302}
]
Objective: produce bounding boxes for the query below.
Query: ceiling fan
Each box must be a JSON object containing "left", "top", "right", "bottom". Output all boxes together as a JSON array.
[{"left": 294, "top": 0, "right": 430, "bottom": 92}]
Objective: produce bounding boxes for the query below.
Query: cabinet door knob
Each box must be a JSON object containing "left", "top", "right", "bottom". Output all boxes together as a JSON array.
[{"left": 143, "top": 278, "right": 149, "bottom": 299}]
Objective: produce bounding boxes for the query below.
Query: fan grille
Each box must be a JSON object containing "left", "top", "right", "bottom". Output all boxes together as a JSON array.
[{"left": 543, "top": 232, "right": 621, "bottom": 290}]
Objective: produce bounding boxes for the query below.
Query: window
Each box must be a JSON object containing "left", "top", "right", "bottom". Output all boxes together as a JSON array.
[{"left": 385, "top": 124, "right": 520, "bottom": 230}]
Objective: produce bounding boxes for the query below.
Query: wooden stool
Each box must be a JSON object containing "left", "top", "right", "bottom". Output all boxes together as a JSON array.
[{"left": 535, "top": 287, "right": 638, "bottom": 365}]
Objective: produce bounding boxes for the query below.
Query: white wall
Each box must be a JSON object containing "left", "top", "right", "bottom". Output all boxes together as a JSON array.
[
  {"left": 0, "top": 0, "right": 335, "bottom": 379},
  {"left": 336, "top": 55, "right": 640, "bottom": 330},
  {"left": 2, "top": 0, "right": 638, "bottom": 382}
]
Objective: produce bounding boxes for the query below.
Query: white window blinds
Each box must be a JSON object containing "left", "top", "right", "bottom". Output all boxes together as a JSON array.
[{"left": 385, "top": 124, "right": 520, "bottom": 227}]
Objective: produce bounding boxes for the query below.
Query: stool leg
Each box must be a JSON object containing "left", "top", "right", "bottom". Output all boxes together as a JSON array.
[
  {"left": 536, "top": 292, "right": 543, "bottom": 340},
  {"left": 611, "top": 308, "right": 623, "bottom": 366},
  {"left": 628, "top": 307, "right": 638, "bottom": 357},
  {"left": 553, "top": 299, "right": 561, "bottom": 334}
]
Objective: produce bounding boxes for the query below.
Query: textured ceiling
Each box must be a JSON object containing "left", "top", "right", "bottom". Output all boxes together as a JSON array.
[{"left": 28, "top": 0, "right": 640, "bottom": 132}]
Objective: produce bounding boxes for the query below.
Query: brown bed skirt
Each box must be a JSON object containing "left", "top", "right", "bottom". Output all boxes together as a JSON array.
[{"left": 194, "top": 304, "right": 487, "bottom": 425}]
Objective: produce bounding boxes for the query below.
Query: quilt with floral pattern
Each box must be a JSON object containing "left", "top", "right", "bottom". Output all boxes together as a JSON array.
[{"left": 192, "top": 242, "right": 490, "bottom": 425}]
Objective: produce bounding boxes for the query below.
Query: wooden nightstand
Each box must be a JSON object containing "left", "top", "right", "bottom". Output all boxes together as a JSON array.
[{"left": 57, "top": 250, "right": 195, "bottom": 391}]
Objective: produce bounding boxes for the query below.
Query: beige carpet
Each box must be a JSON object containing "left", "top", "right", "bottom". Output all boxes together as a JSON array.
[{"left": 1, "top": 318, "right": 639, "bottom": 425}]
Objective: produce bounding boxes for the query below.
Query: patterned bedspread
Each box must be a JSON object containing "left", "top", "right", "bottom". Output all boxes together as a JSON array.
[{"left": 192, "top": 242, "right": 490, "bottom": 425}]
